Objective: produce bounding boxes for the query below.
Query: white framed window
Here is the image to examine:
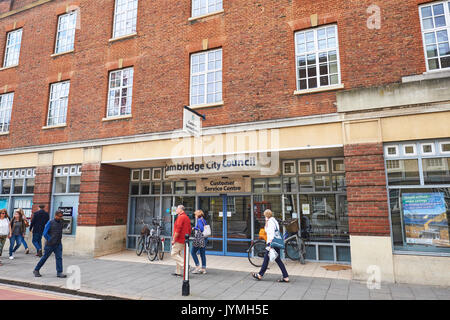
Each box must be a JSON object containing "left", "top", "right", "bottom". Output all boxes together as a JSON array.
[
  {"left": 55, "top": 10, "right": 77, "bottom": 54},
  {"left": 314, "top": 159, "right": 329, "bottom": 174},
  {"left": 419, "top": 1, "right": 450, "bottom": 70},
  {"left": 113, "top": 0, "right": 138, "bottom": 39},
  {"left": 0, "top": 92, "right": 14, "bottom": 133},
  {"left": 440, "top": 141, "right": 450, "bottom": 154},
  {"left": 107, "top": 67, "right": 133, "bottom": 117},
  {"left": 190, "top": 48, "right": 222, "bottom": 106},
  {"left": 385, "top": 145, "right": 399, "bottom": 157},
  {"left": 152, "top": 168, "right": 162, "bottom": 180},
  {"left": 8, "top": 170, "right": 13, "bottom": 178},
  {"left": 70, "top": 166, "right": 77, "bottom": 175},
  {"left": 421, "top": 143, "right": 435, "bottom": 155},
  {"left": 142, "top": 169, "right": 151, "bottom": 181},
  {"left": 282, "top": 161, "right": 296, "bottom": 175},
  {"left": 63, "top": 166, "right": 70, "bottom": 175},
  {"left": 386, "top": 159, "right": 402, "bottom": 171},
  {"left": 3, "top": 28, "right": 22, "bottom": 68},
  {"left": 295, "top": 24, "right": 341, "bottom": 91},
  {"left": 298, "top": 160, "right": 312, "bottom": 175},
  {"left": 47, "top": 81, "right": 70, "bottom": 126},
  {"left": 26, "top": 169, "right": 33, "bottom": 177},
  {"left": 14, "top": 170, "right": 20, "bottom": 178},
  {"left": 77, "top": 165, "right": 82, "bottom": 175},
  {"left": 192, "top": 0, "right": 223, "bottom": 18},
  {"left": 131, "top": 170, "right": 140, "bottom": 182},
  {"left": 403, "top": 144, "right": 417, "bottom": 156},
  {"left": 331, "top": 158, "right": 345, "bottom": 173},
  {"left": 20, "top": 169, "right": 26, "bottom": 178}
]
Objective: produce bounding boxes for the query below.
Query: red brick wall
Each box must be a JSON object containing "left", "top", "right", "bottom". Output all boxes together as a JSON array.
[
  {"left": 345, "top": 143, "right": 391, "bottom": 236},
  {"left": 78, "top": 163, "right": 129, "bottom": 226},
  {"left": 0, "top": 1, "right": 12, "bottom": 14},
  {"left": 0, "top": 0, "right": 429, "bottom": 150},
  {"left": 32, "top": 165, "right": 53, "bottom": 213}
]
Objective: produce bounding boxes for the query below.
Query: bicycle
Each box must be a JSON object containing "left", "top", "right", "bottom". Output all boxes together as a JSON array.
[
  {"left": 147, "top": 219, "right": 165, "bottom": 261},
  {"left": 247, "top": 219, "right": 307, "bottom": 267},
  {"left": 136, "top": 219, "right": 151, "bottom": 256}
]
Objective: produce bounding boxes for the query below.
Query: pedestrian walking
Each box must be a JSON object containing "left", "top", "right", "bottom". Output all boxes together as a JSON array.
[
  {"left": 0, "top": 209, "right": 10, "bottom": 266},
  {"left": 33, "top": 210, "right": 67, "bottom": 278},
  {"left": 170, "top": 205, "right": 192, "bottom": 277},
  {"left": 191, "top": 209, "right": 207, "bottom": 274},
  {"left": 30, "top": 204, "right": 50, "bottom": 257},
  {"left": 252, "top": 209, "right": 290, "bottom": 283},
  {"left": 16, "top": 208, "right": 30, "bottom": 254},
  {"left": 8, "top": 210, "right": 27, "bottom": 260}
]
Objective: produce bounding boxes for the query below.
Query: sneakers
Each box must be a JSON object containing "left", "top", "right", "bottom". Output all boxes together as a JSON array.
[
  {"left": 9, "top": 256, "right": 14, "bottom": 260},
  {"left": 192, "top": 268, "right": 207, "bottom": 274},
  {"left": 25, "top": 248, "right": 30, "bottom": 254},
  {"left": 57, "top": 273, "right": 67, "bottom": 278},
  {"left": 36, "top": 250, "right": 42, "bottom": 257},
  {"left": 33, "top": 270, "right": 42, "bottom": 277},
  {"left": 171, "top": 273, "right": 182, "bottom": 277}
]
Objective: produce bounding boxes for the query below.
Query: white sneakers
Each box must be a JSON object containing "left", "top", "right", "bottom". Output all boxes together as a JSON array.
[{"left": 9, "top": 256, "right": 14, "bottom": 260}]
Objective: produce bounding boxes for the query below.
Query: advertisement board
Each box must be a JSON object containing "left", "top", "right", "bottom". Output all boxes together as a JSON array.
[{"left": 402, "top": 193, "right": 449, "bottom": 247}]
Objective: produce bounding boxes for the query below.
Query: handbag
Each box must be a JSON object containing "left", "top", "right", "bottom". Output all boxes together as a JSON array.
[
  {"left": 270, "top": 225, "right": 285, "bottom": 250},
  {"left": 201, "top": 218, "right": 211, "bottom": 237},
  {"left": 269, "top": 248, "right": 278, "bottom": 262},
  {"left": 193, "top": 230, "right": 205, "bottom": 248}
]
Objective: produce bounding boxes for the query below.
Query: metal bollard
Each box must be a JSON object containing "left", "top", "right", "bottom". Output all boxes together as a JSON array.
[{"left": 182, "top": 233, "right": 190, "bottom": 296}]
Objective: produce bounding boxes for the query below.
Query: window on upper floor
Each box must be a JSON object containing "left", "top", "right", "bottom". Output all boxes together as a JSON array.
[
  {"left": 190, "top": 48, "right": 222, "bottom": 106},
  {"left": 107, "top": 67, "right": 134, "bottom": 117},
  {"left": 55, "top": 10, "right": 77, "bottom": 54},
  {"left": 192, "top": 0, "right": 223, "bottom": 18},
  {"left": 3, "top": 29, "right": 22, "bottom": 68},
  {"left": 47, "top": 81, "right": 70, "bottom": 127},
  {"left": 0, "top": 92, "right": 14, "bottom": 133},
  {"left": 294, "top": 25, "right": 341, "bottom": 91},
  {"left": 113, "top": 0, "right": 138, "bottom": 39},
  {"left": 419, "top": 1, "right": 450, "bottom": 71}
]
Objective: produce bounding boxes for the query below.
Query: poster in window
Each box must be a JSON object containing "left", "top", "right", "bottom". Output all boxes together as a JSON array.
[{"left": 402, "top": 193, "right": 449, "bottom": 247}]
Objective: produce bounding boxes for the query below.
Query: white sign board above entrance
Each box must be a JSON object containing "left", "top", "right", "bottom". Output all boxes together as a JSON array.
[
  {"left": 197, "top": 177, "right": 251, "bottom": 193},
  {"left": 165, "top": 155, "right": 278, "bottom": 177},
  {"left": 183, "top": 106, "right": 204, "bottom": 137}
]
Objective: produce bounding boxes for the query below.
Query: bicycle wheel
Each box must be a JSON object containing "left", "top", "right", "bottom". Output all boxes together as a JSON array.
[
  {"left": 158, "top": 239, "right": 164, "bottom": 260},
  {"left": 147, "top": 237, "right": 158, "bottom": 261},
  {"left": 247, "top": 240, "right": 267, "bottom": 268},
  {"left": 285, "top": 238, "right": 300, "bottom": 261},
  {"left": 136, "top": 236, "right": 144, "bottom": 256}
]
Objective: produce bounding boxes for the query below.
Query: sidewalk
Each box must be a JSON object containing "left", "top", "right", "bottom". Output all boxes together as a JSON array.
[{"left": 0, "top": 251, "right": 449, "bottom": 300}]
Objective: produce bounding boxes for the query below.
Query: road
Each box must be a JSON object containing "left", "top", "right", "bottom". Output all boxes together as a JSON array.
[{"left": 0, "top": 284, "right": 92, "bottom": 300}]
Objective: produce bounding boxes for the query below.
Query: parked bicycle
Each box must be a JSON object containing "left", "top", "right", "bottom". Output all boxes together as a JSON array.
[
  {"left": 136, "top": 219, "right": 151, "bottom": 256},
  {"left": 247, "top": 218, "right": 308, "bottom": 267},
  {"left": 147, "top": 218, "right": 165, "bottom": 261}
]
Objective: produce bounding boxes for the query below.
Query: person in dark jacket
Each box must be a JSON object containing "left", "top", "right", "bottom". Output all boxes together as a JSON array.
[
  {"left": 33, "top": 210, "right": 66, "bottom": 278},
  {"left": 30, "top": 205, "right": 50, "bottom": 257}
]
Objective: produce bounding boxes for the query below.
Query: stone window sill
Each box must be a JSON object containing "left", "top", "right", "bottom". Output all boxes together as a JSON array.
[
  {"left": 402, "top": 69, "right": 450, "bottom": 83},
  {"left": 51, "top": 50, "right": 74, "bottom": 58},
  {"left": 42, "top": 124, "right": 67, "bottom": 130},
  {"left": 294, "top": 84, "right": 345, "bottom": 95},
  {"left": 102, "top": 114, "right": 132, "bottom": 122},
  {"left": 188, "top": 101, "right": 224, "bottom": 109},
  {"left": 109, "top": 33, "right": 137, "bottom": 43},
  {"left": 188, "top": 10, "right": 224, "bottom": 22},
  {"left": 0, "top": 64, "right": 18, "bottom": 71},
  {"left": 0, "top": 131, "right": 9, "bottom": 136}
]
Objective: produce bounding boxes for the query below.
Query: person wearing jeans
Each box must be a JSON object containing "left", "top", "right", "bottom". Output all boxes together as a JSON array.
[
  {"left": 252, "top": 209, "right": 289, "bottom": 283},
  {"left": 191, "top": 210, "right": 207, "bottom": 274},
  {"left": 30, "top": 204, "right": 49, "bottom": 257},
  {"left": 33, "top": 210, "right": 66, "bottom": 278},
  {"left": 8, "top": 210, "right": 27, "bottom": 260},
  {"left": 17, "top": 209, "right": 30, "bottom": 254}
]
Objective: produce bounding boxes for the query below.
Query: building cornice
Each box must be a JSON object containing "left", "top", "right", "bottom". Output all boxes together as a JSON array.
[
  {"left": 0, "top": 0, "right": 52, "bottom": 20},
  {"left": 0, "top": 103, "right": 449, "bottom": 157}
]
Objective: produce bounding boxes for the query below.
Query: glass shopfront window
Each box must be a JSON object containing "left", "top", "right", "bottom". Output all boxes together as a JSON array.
[
  {"left": 51, "top": 165, "right": 82, "bottom": 236},
  {"left": 385, "top": 140, "right": 450, "bottom": 255},
  {"left": 0, "top": 168, "right": 35, "bottom": 220}
]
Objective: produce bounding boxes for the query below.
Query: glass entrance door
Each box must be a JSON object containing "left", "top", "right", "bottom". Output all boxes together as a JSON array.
[{"left": 198, "top": 195, "right": 251, "bottom": 256}]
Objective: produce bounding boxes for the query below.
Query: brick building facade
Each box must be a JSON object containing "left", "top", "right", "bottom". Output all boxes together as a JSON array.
[{"left": 0, "top": 0, "right": 449, "bottom": 285}]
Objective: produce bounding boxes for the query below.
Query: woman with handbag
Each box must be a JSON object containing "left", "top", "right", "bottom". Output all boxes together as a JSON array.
[
  {"left": 17, "top": 208, "right": 30, "bottom": 254},
  {"left": 191, "top": 210, "right": 208, "bottom": 274},
  {"left": 252, "top": 209, "right": 289, "bottom": 282}
]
